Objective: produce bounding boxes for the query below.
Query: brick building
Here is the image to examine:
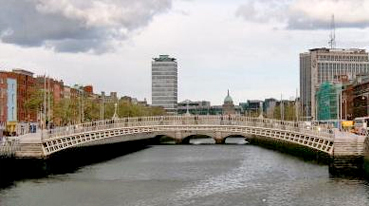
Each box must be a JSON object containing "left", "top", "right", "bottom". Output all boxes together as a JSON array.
[
  {"left": 36, "top": 76, "right": 64, "bottom": 104},
  {"left": 341, "top": 75, "right": 369, "bottom": 120},
  {"left": 83, "top": 85, "right": 93, "bottom": 96},
  {"left": 0, "top": 71, "right": 7, "bottom": 124},
  {"left": 353, "top": 79, "right": 369, "bottom": 118},
  {"left": 6, "top": 69, "right": 37, "bottom": 123},
  {"left": 342, "top": 84, "right": 354, "bottom": 120}
]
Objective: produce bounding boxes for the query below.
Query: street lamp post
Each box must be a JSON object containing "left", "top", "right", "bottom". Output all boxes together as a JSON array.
[
  {"left": 185, "top": 100, "right": 191, "bottom": 116},
  {"left": 100, "top": 93, "right": 105, "bottom": 120},
  {"left": 112, "top": 103, "right": 118, "bottom": 120}
]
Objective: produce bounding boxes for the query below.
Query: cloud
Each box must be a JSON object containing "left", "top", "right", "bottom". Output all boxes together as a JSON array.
[
  {"left": 236, "top": 0, "right": 369, "bottom": 30},
  {"left": 236, "top": 0, "right": 290, "bottom": 24},
  {"left": 0, "top": 0, "right": 172, "bottom": 53}
]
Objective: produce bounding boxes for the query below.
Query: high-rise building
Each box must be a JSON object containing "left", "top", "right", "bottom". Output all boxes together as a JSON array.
[
  {"left": 152, "top": 55, "right": 178, "bottom": 114},
  {"left": 300, "top": 48, "right": 369, "bottom": 120}
]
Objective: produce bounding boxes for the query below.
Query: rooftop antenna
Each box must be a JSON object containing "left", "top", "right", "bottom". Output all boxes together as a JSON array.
[{"left": 328, "top": 14, "right": 336, "bottom": 49}]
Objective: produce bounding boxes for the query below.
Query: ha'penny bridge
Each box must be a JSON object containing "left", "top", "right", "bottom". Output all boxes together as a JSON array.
[{"left": 2, "top": 115, "right": 369, "bottom": 173}]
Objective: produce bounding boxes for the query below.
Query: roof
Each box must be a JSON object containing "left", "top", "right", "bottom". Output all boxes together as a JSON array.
[
  {"left": 153, "top": 55, "right": 176, "bottom": 62},
  {"left": 308, "top": 47, "right": 367, "bottom": 54},
  {"left": 224, "top": 90, "right": 233, "bottom": 103},
  {"left": 12, "top": 69, "right": 34, "bottom": 77}
]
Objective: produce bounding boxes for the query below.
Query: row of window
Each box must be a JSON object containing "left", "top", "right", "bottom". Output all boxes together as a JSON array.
[
  {"left": 152, "top": 103, "right": 177, "bottom": 107},
  {"left": 152, "top": 72, "right": 177, "bottom": 75},
  {"left": 152, "top": 63, "right": 177, "bottom": 67},
  {"left": 152, "top": 81, "right": 178, "bottom": 85},
  {"left": 152, "top": 90, "right": 177, "bottom": 94},
  {"left": 152, "top": 84, "right": 177, "bottom": 87},
  {"left": 152, "top": 67, "right": 177, "bottom": 70},
  {"left": 152, "top": 95, "right": 177, "bottom": 98},
  {"left": 318, "top": 55, "right": 368, "bottom": 62},
  {"left": 152, "top": 96, "right": 177, "bottom": 100},
  {"left": 317, "top": 63, "right": 369, "bottom": 83},
  {"left": 318, "top": 63, "right": 369, "bottom": 70},
  {"left": 152, "top": 75, "right": 177, "bottom": 80}
]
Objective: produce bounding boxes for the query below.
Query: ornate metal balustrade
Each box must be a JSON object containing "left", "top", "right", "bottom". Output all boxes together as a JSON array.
[
  {"left": 40, "top": 116, "right": 335, "bottom": 156},
  {"left": 45, "top": 116, "right": 334, "bottom": 139},
  {"left": 0, "top": 137, "right": 20, "bottom": 157}
]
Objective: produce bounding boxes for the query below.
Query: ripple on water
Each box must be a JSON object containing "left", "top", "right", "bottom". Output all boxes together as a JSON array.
[{"left": 1, "top": 143, "right": 369, "bottom": 206}]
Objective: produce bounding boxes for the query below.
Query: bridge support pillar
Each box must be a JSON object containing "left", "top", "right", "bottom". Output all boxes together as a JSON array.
[
  {"left": 359, "top": 136, "right": 369, "bottom": 178},
  {"left": 214, "top": 132, "right": 225, "bottom": 144},
  {"left": 174, "top": 131, "right": 190, "bottom": 144},
  {"left": 329, "top": 135, "right": 366, "bottom": 176},
  {"left": 329, "top": 155, "right": 364, "bottom": 176}
]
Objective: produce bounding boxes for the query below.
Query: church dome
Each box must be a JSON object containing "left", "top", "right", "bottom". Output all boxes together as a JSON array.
[{"left": 224, "top": 90, "right": 233, "bottom": 104}]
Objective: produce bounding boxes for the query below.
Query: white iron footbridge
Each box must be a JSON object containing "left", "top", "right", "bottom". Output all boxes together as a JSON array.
[{"left": 11, "top": 115, "right": 363, "bottom": 158}]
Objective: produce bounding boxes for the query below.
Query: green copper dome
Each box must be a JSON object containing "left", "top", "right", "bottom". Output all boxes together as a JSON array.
[{"left": 224, "top": 90, "right": 233, "bottom": 103}]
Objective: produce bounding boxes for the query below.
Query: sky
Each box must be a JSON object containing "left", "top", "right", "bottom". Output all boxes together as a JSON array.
[{"left": 1, "top": 0, "right": 369, "bottom": 105}]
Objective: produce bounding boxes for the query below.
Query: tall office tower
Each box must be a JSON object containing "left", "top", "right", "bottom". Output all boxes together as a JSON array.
[
  {"left": 300, "top": 48, "right": 369, "bottom": 120},
  {"left": 152, "top": 55, "right": 178, "bottom": 114}
]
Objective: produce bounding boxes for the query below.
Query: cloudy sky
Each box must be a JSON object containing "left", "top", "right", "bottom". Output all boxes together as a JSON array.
[{"left": 1, "top": 0, "right": 369, "bottom": 105}]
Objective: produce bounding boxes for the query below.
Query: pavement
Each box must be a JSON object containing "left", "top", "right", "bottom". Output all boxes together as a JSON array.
[{"left": 17, "top": 132, "right": 43, "bottom": 143}]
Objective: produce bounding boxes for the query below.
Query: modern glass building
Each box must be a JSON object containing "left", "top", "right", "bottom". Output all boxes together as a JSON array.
[
  {"left": 152, "top": 55, "right": 178, "bottom": 114},
  {"left": 300, "top": 48, "right": 369, "bottom": 120}
]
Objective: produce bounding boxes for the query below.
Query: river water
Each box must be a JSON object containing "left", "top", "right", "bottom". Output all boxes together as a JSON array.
[{"left": 1, "top": 138, "right": 369, "bottom": 206}]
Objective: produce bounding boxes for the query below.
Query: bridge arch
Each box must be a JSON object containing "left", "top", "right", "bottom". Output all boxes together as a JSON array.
[
  {"left": 223, "top": 134, "right": 249, "bottom": 144},
  {"left": 153, "top": 135, "right": 177, "bottom": 144},
  {"left": 182, "top": 134, "right": 215, "bottom": 144}
]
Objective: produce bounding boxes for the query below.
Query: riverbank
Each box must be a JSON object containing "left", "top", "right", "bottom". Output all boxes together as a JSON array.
[
  {"left": 248, "top": 135, "right": 331, "bottom": 164},
  {"left": 249, "top": 135, "right": 367, "bottom": 177}
]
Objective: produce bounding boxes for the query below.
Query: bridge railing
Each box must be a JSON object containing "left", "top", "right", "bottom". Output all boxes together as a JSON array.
[
  {"left": 42, "top": 115, "right": 335, "bottom": 140},
  {"left": 0, "top": 137, "right": 20, "bottom": 157}
]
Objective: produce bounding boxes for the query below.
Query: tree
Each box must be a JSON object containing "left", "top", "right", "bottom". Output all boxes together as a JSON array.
[
  {"left": 84, "top": 98, "right": 100, "bottom": 121},
  {"left": 24, "top": 87, "right": 43, "bottom": 118},
  {"left": 273, "top": 102, "right": 297, "bottom": 121}
]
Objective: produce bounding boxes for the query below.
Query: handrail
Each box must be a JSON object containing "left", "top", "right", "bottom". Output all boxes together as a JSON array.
[
  {"left": 0, "top": 137, "right": 20, "bottom": 156},
  {"left": 42, "top": 115, "right": 334, "bottom": 141}
]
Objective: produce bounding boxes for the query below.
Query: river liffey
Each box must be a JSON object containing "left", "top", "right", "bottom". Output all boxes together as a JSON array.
[{"left": 1, "top": 139, "right": 369, "bottom": 206}]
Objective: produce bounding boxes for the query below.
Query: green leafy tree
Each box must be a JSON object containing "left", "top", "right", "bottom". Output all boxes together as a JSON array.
[
  {"left": 24, "top": 87, "right": 44, "bottom": 117},
  {"left": 84, "top": 98, "right": 100, "bottom": 121},
  {"left": 273, "top": 103, "right": 297, "bottom": 121}
]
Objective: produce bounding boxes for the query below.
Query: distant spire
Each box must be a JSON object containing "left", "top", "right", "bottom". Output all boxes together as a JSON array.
[
  {"left": 329, "top": 14, "right": 336, "bottom": 49},
  {"left": 227, "top": 89, "right": 230, "bottom": 96}
]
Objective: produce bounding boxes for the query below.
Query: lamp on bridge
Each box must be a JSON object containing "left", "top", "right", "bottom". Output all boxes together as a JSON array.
[
  {"left": 112, "top": 103, "right": 119, "bottom": 120},
  {"left": 185, "top": 99, "right": 191, "bottom": 116},
  {"left": 259, "top": 101, "right": 264, "bottom": 119}
]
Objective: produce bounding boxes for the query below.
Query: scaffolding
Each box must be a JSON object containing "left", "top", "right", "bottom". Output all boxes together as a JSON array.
[{"left": 316, "top": 82, "right": 342, "bottom": 121}]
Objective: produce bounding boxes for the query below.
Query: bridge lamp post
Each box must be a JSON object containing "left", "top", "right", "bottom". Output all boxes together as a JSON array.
[
  {"left": 112, "top": 103, "right": 118, "bottom": 120},
  {"left": 185, "top": 100, "right": 191, "bottom": 116}
]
